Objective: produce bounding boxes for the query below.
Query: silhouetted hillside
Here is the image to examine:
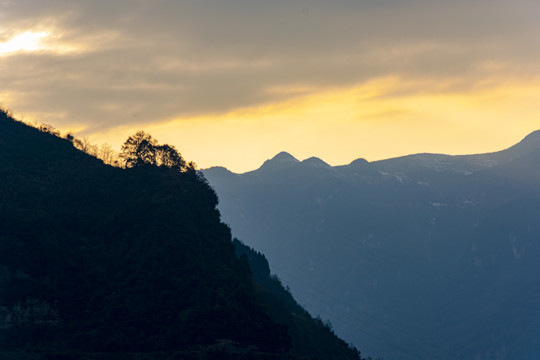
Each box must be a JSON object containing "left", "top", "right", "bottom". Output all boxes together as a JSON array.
[
  {"left": 233, "top": 239, "right": 364, "bottom": 360},
  {"left": 0, "top": 109, "right": 363, "bottom": 360},
  {"left": 204, "top": 132, "right": 540, "bottom": 360}
]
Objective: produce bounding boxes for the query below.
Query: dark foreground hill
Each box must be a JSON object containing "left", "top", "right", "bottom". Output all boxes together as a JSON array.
[
  {"left": 0, "top": 109, "right": 363, "bottom": 360},
  {"left": 204, "top": 133, "right": 540, "bottom": 360}
]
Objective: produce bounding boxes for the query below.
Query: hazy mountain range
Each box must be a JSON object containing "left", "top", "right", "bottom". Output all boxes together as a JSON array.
[{"left": 203, "top": 131, "right": 540, "bottom": 360}]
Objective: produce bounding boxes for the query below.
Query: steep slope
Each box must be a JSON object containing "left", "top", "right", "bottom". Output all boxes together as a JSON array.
[
  {"left": 0, "top": 110, "right": 362, "bottom": 360},
  {"left": 203, "top": 131, "right": 540, "bottom": 360},
  {"left": 234, "top": 239, "right": 364, "bottom": 360}
]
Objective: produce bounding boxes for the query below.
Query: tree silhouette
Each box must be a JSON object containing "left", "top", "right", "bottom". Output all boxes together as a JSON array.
[
  {"left": 156, "top": 144, "right": 187, "bottom": 171},
  {"left": 99, "top": 143, "right": 117, "bottom": 165},
  {"left": 120, "top": 131, "right": 158, "bottom": 168},
  {"left": 120, "top": 131, "right": 189, "bottom": 171}
]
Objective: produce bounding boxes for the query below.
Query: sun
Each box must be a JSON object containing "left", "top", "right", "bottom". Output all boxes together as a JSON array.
[{"left": 0, "top": 31, "right": 49, "bottom": 56}]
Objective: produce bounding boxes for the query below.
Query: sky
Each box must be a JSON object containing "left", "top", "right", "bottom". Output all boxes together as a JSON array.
[{"left": 1, "top": 0, "right": 540, "bottom": 173}]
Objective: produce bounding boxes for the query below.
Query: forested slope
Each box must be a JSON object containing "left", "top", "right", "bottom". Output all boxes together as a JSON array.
[{"left": 0, "top": 109, "right": 363, "bottom": 360}]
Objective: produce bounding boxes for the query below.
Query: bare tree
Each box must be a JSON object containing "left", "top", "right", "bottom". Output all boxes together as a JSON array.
[{"left": 99, "top": 143, "right": 117, "bottom": 165}]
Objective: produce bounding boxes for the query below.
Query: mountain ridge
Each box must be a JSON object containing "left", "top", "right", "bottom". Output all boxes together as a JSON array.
[
  {"left": 203, "top": 129, "right": 540, "bottom": 360},
  {"left": 205, "top": 130, "right": 540, "bottom": 176}
]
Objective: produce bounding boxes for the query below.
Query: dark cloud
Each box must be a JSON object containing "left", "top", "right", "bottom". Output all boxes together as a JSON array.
[{"left": 1, "top": 0, "right": 540, "bottom": 132}]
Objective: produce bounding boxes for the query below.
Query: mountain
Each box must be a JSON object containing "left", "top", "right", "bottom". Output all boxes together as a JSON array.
[
  {"left": 203, "top": 131, "right": 540, "bottom": 360},
  {"left": 372, "top": 130, "right": 540, "bottom": 175},
  {"left": 233, "top": 239, "right": 364, "bottom": 360},
  {"left": 258, "top": 152, "right": 301, "bottom": 172},
  {"left": 0, "top": 109, "right": 363, "bottom": 360}
]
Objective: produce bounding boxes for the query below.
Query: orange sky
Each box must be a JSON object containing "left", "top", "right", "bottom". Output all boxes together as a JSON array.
[
  {"left": 1, "top": 1, "right": 540, "bottom": 172},
  {"left": 86, "top": 76, "right": 540, "bottom": 172}
]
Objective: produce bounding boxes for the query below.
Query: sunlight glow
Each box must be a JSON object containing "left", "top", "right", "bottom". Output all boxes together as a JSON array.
[
  {"left": 0, "top": 30, "right": 84, "bottom": 56},
  {"left": 87, "top": 77, "right": 540, "bottom": 173},
  {"left": 0, "top": 31, "right": 49, "bottom": 55}
]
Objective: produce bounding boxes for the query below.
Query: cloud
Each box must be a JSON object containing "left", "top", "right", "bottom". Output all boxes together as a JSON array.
[{"left": 1, "top": 0, "right": 540, "bottom": 135}]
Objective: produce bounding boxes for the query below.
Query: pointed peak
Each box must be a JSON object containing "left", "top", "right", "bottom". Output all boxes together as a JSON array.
[
  {"left": 271, "top": 151, "right": 299, "bottom": 163},
  {"left": 258, "top": 151, "right": 300, "bottom": 172}
]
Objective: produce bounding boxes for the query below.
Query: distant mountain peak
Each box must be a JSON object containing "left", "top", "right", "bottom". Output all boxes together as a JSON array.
[
  {"left": 301, "top": 157, "right": 331, "bottom": 168},
  {"left": 258, "top": 152, "right": 300, "bottom": 172},
  {"left": 203, "top": 165, "right": 237, "bottom": 177},
  {"left": 206, "top": 165, "right": 230, "bottom": 172},
  {"left": 493, "top": 129, "right": 540, "bottom": 164},
  {"left": 517, "top": 130, "right": 540, "bottom": 146},
  {"left": 271, "top": 151, "right": 300, "bottom": 163},
  {"left": 349, "top": 158, "right": 369, "bottom": 167}
]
